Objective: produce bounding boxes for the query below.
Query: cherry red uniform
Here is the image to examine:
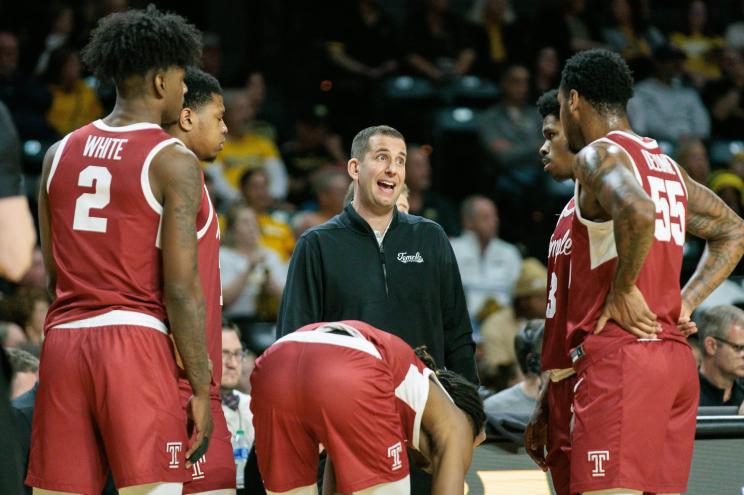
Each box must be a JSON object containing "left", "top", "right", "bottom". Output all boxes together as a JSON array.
[
  {"left": 250, "top": 321, "right": 441, "bottom": 494},
  {"left": 567, "top": 131, "right": 698, "bottom": 494},
  {"left": 543, "top": 198, "right": 578, "bottom": 495},
  {"left": 181, "top": 178, "right": 236, "bottom": 493},
  {"left": 28, "top": 121, "right": 190, "bottom": 494}
]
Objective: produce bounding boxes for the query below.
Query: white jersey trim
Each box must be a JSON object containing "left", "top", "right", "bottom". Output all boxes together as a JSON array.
[
  {"left": 52, "top": 309, "right": 168, "bottom": 334},
  {"left": 274, "top": 328, "right": 383, "bottom": 360},
  {"left": 573, "top": 180, "right": 618, "bottom": 270},
  {"left": 196, "top": 184, "right": 215, "bottom": 240},
  {"left": 607, "top": 130, "right": 659, "bottom": 150},
  {"left": 395, "top": 365, "right": 433, "bottom": 450},
  {"left": 93, "top": 119, "right": 162, "bottom": 132},
  {"left": 141, "top": 138, "right": 182, "bottom": 215},
  {"left": 46, "top": 133, "right": 73, "bottom": 193}
]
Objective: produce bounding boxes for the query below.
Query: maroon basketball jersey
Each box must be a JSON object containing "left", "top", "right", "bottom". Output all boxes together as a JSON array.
[
  {"left": 45, "top": 120, "right": 182, "bottom": 329},
  {"left": 542, "top": 198, "right": 575, "bottom": 371},
  {"left": 566, "top": 130, "right": 689, "bottom": 368}
]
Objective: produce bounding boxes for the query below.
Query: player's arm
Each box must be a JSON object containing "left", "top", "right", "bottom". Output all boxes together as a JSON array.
[
  {"left": 573, "top": 142, "right": 659, "bottom": 336},
  {"left": 524, "top": 376, "right": 550, "bottom": 471},
  {"left": 151, "top": 145, "right": 213, "bottom": 463},
  {"left": 37, "top": 142, "right": 60, "bottom": 300},
  {"left": 421, "top": 379, "right": 476, "bottom": 495},
  {"left": 681, "top": 169, "right": 744, "bottom": 312}
]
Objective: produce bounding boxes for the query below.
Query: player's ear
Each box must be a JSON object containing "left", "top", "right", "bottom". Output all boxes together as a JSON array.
[
  {"left": 347, "top": 158, "right": 360, "bottom": 181},
  {"left": 153, "top": 70, "right": 167, "bottom": 99},
  {"left": 179, "top": 107, "right": 194, "bottom": 132},
  {"left": 568, "top": 89, "right": 580, "bottom": 113}
]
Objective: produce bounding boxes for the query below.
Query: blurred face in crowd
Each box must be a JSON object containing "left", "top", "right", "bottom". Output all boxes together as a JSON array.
[
  {"left": 611, "top": 0, "right": 631, "bottom": 24},
  {"left": 177, "top": 93, "right": 227, "bottom": 162},
  {"left": 231, "top": 207, "right": 261, "bottom": 248},
  {"left": 221, "top": 329, "right": 243, "bottom": 390},
  {"left": 224, "top": 90, "right": 255, "bottom": 131},
  {"left": 501, "top": 65, "right": 530, "bottom": 106},
  {"left": 540, "top": 114, "right": 575, "bottom": 181},
  {"left": 405, "top": 146, "right": 431, "bottom": 193},
  {"left": 707, "top": 322, "right": 744, "bottom": 381},
  {"left": 535, "top": 47, "right": 559, "bottom": 80},
  {"left": 689, "top": 0, "right": 707, "bottom": 33},
  {"left": 317, "top": 172, "right": 350, "bottom": 215},
  {"left": 61, "top": 51, "right": 81, "bottom": 88},
  {"left": 241, "top": 170, "right": 273, "bottom": 213},
  {"left": 679, "top": 140, "right": 710, "bottom": 184},
  {"left": 0, "top": 32, "right": 19, "bottom": 77},
  {"left": 464, "top": 198, "right": 499, "bottom": 242},
  {"left": 349, "top": 134, "right": 407, "bottom": 215}
]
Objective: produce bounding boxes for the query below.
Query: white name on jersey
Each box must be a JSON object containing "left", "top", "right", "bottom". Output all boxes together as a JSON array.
[
  {"left": 641, "top": 150, "right": 675, "bottom": 175},
  {"left": 83, "top": 135, "right": 128, "bottom": 161}
]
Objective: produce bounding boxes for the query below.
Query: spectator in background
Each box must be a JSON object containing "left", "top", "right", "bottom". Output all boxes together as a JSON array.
[
  {"left": 670, "top": 0, "right": 725, "bottom": 87},
  {"left": 530, "top": 46, "right": 561, "bottom": 102},
  {"left": 627, "top": 44, "right": 710, "bottom": 143},
  {"left": 697, "top": 305, "right": 744, "bottom": 411},
  {"left": 469, "top": 0, "right": 526, "bottom": 79},
  {"left": 477, "top": 258, "right": 547, "bottom": 390},
  {"left": 42, "top": 46, "right": 103, "bottom": 136},
  {"left": 219, "top": 204, "right": 287, "bottom": 331},
  {"left": 478, "top": 64, "right": 543, "bottom": 190},
  {"left": 534, "top": 0, "right": 605, "bottom": 63},
  {"left": 209, "top": 88, "right": 288, "bottom": 204},
  {"left": 484, "top": 319, "right": 543, "bottom": 417},
  {"left": 451, "top": 195, "right": 522, "bottom": 318},
  {"left": 201, "top": 32, "right": 223, "bottom": 80},
  {"left": 709, "top": 171, "right": 744, "bottom": 218},
  {"left": 281, "top": 105, "right": 347, "bottom": 206},
  {"left": 725, "top": 0, "right": 744, "bottom": 50},
  {"left": 676, "top": 137, "right": 710, "bottom": 185},
  {"left": 292, "top": 168, "right": 350, "bottom": 238},
  {"left": 0, "top": 322, "right": 28, "bottom": 349},
  {"left": 1, "top": 288, "right": 48, "bottom": 347},
  {"left": 220, "top": 321, "right": 255, "bottom": 444},
  {"left": 33, "top": 5, "right": 75, "bottom": 76},
  {"left": 405, "top": 0, "right": 476, "bottom": 81},
  {"left": 601, "top": 0, "right": 664, "bottom": 79},
  {"left": 702, "top": 47, "right": 744, "bottom": 140},
  {"left": 240, "top": 168, "right": 296, "bottom": 261},
  {"left": 6, "top": 348, "right": 38, "bottom": 400},
  {"left": 0, "top": 101, "right": 36, "bottom": 282},
  {"left": 244, "top": 71, "right": 277, "bottom": 141},
  {"left": 405, "top": 144, "right": 459, "bottom": 236}
]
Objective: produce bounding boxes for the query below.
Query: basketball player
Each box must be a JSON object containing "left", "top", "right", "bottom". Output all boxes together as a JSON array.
[
  {"left": 165, "top": 67, "right": 236, "bottom": 494},
  {"left": 250, "top": 320, "right": 486, "bottom": 495},
  {"left": 559, "top": 49, "right": 744, "bottom": 494},
  {"left": 523, "top": 88, "right": 577, "bottom": 495},
  {"left": 28, "top": 7, "right": 213, "bottom": 495}
]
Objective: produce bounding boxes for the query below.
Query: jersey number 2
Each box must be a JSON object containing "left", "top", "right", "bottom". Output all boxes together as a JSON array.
[
  {"left": 648, "top": 176, "right": 684, "bottom": 246},
  {"left": 73, "top": 166, "right": 111, "bottom": 233}
]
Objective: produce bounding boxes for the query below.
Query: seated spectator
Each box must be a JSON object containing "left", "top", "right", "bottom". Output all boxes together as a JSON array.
[
  {"left": 477, "top": 258, "right": 547, "bottom": 390},
  {"left": 219, "top": 205, "right": 287, "bottom": 329},
  {"left": 451, "top": 195, "right": 522, "bottom": 317},
  {"left": 1, "top": 288, "right": 48, "bottom": 346},
  {"left": 240, "top": 168, "right": 296, "bottom": 261},
  {"left": 530, "top": 46, "right": 560, "bottom": 103},
  {"left": 6, "top": 348, "right": 38, "bottom": 400},
  {"left": 292, "top": 168, "right": 350, "bottom": 238},
  {"left": 244, "top": 70, "right": 278, "bottom": 142},
  {"left": 702, "top": 47, "right": 744, "bottom": 140},
  {"left": 725, "top": 0, "right": 744, "bottom": 50},
  {"left": 404, "top": 144, "right": 459, "bottom": 235},
  {"left": 675, "top": 137, "right": 710, "bottom": 185},
  {"left": 405, "top": 0, "right": 477, "bottom": 81},
  {"left": 33, "top": 5, "right": 75, "bottom": 76},
  {"left": 709, "top": 170, "right": 744, "bottom": 218},
  {"left": 281, "top": 105, "right": 347, "bottom": 206},
  {"left": 220, "top": 320, "right": 255, "bottom": 444},
  {"left": 42, "top": 46, "right": 103, "bottom": 136},
  {"left": 697, "top": 305, "right": 744, "bottom": 410},
  {"left": 601, "top": 0, "right": 664, "bottom": 79},
  {"left": 468, "top": 0, "right": 527, "bottom": 79},
  {"left": 627, "top": 45, "right": 710, "bottom": 143},
  {"left": 670, "top": 0, "right": 725, "bottom": 87},
  {"left": 0, "top": 322, "right": 27, "bottom": 349},
  {"left": 208, "top": 88, "right": 288, "bottom": 203},
  {"left": 484, "top": 319, "right": 543, "bottom": 417},
  {"left": 478, "top": 64, "right": 543, "bottom": 189},
  {"left": 534, "top": 0, "right": 605, "bottom": 62}
]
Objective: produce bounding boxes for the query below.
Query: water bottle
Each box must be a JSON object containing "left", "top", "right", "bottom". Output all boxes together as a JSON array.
[{"left": 232, "top": 429, "right": 249, "bottom": 489}]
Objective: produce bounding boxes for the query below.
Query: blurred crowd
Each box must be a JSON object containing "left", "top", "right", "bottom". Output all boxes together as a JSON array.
[{"left": 1, "top": 0, "right": 744, "bottom": 409}]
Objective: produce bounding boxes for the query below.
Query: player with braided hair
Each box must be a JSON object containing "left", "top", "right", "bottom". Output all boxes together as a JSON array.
[{"left": 250, "top": 321, "right": 486, "bottom": 495}]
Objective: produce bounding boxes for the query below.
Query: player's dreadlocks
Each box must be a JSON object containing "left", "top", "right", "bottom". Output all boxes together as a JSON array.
[
  {"left": 536, "top": 89, "right": 560, "bottom": 119},
  {"left": 560, "top": 49, "right": 634, "bottom": 115},
  {"left": 81, "top": 5, "right": 202, "bottom": 90},
  {"left": 414, "top": 346, "right": 486, "bottom": 439},
  {"left": 183, "top": 67, "right": 222, "bottom": 110}
]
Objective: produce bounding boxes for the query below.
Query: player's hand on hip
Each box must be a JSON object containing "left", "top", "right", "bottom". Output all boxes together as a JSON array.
[
  {"left": 185, "top": 391, "right": 213, "bottom": 468},
  {"left": 677, "top": 300, "right": 697, "bottom": 337},
  {"left": 595, "top": 285, "right": 660, "bottom": 338},
  {"left": 524, "top": 404, "right": 549, "bottom": 471}
]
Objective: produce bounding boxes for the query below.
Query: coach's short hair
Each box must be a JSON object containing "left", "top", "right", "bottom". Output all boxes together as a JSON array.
[
  {"left": 350, "top": 125, "right": 405, "bottom": 160},
  {"left": 560, "top": 49, "right": 634, "bottom": 115},
  {"left": 183, "top": 67, "right": 222, "bottom": 110},
  {"left": 698, "top": 305, "right": 744, "bottom": 342},
  {"left": 81, "top": 5, "right": 201, "bottom": 88},
  {"left": 536, "top": 89, "right": 560, "bottom": 119}
]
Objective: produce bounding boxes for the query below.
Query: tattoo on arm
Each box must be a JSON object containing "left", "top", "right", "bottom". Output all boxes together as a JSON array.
[
  {"left": 574, "top": 143, "right": 655, "bottom": 292},
  {"left": 683, "top": 176, "right": 744, "bottom": 310}
]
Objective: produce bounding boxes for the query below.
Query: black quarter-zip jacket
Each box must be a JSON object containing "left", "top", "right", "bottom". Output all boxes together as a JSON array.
[{"left": 277, "top": 204, "right": 478, "bottom": 384}]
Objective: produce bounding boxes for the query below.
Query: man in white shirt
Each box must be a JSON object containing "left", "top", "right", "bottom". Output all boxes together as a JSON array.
[
  {"left": 450, "top": 195, "right": 522, "bottom": 319},
  {"left": 220, "top": 321, "right": 255, "bottom": 445}
]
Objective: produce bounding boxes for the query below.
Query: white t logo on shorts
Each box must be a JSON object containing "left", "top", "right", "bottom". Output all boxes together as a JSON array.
[
  {"left": 588, "top": 450, "right": 610, "bottom": 477},
  {"left": 166, "top": 442, "right": 182, "bottom": 469},
  {"left": 387, "top": 442, "right": 403, "bottom": 471}
]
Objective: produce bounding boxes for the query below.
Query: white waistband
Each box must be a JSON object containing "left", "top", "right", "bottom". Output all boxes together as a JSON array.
[
  {"left": 276, "top": 330, "right": 382, "bottom": 359},
  {"left": 52, "top": 310, "right": 168, "bottom": 334}
]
